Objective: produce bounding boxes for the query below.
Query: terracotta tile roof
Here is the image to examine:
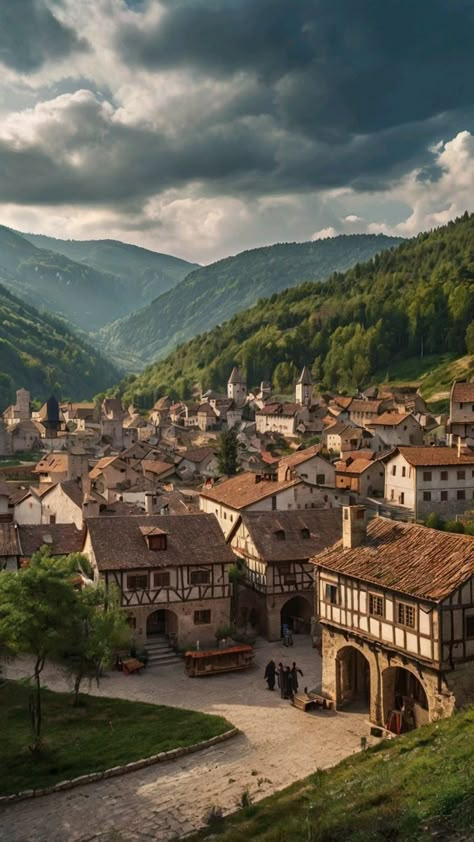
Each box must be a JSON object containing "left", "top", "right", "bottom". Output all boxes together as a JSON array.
[
  {"left": 238, "top": 509, "right": 341, "bottom": 562},
  {"left": 87, "top": 514, "right": 234, "bottom": 571},
  {"left": 141, "top": 460, "right": 177, "bottom": 477},
  {"left": 312, "top": 516, "right": 474, "bottom": 602},
  {"left": 331, "top": 396, "right": 353, "bottom": 409},
  {"left": 336, "top": 458, "right": 375, "bottom": 475},
  {"left": 349, "top": 399, "right": 383, "bottom": 414},
  {"left": 34, "top": 453, "right": 69, "bottom": 474},
  {"left": 200, "top": 471, "right": 301, "bottom": 509},
  {"left": 18, "top": 524, "right": 83, "bottom": 557},
  {"left": 198, "top": 403, "right": 217, "bottom": 417},
  {"left": 368, "top": 411, "right": 414, "bottom": 427},
  {"left": 279, "top": 444, "right": 325, "bottom": 468},
  {"left": 0, "top": 522, "right": 19, "bottom": 557},
  {"left": 89, "top": 456, "right": 126, "bottom": 479},
  {"left": 257, "top": 403, "right": 300, "bottom": 417},
  {"left": 181, "top": 447, "right": 215, "bottom": 464},
  {"left": 396, "top": 446, "right": 474, "bottom": 467},
  {"left": 451, "top": 381, "right": 474, "bottom": 402}
]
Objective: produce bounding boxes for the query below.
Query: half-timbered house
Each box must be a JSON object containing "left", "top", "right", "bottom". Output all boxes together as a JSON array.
[
  {"left": 312, "top": 505, "right": 474, "bottom": 731},
  {"left": 83, "top": 514, "right": 235, "bottom": 648},
  {"left": 228, "top": 509, "right": 341, "bottom": 640}
]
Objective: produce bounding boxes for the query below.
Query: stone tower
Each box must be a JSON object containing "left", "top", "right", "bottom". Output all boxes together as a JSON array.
[
  {"left": 295, "top": 366, "right": 313, "bottom": 407},
  {"left": 227, "top": 367, "right": 247, "bottom": 407}
]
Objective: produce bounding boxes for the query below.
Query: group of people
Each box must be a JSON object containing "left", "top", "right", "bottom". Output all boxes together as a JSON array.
[{"left": 264, "top": 660, "right": 303, "bottom": 700}]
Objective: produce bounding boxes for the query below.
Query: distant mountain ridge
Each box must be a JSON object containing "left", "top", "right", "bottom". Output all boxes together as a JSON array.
[
  {"left": 99, "top": 234, "right": 403, "bottom": 369},
  {"left": 0, "top": 226, "right": 197, "bottom": 333},
  {"left": 114, "top": 214, "right": 474, "bottom": 408},
  {"left": 0, "top": 280, "right": 119, "bottom": 407}
]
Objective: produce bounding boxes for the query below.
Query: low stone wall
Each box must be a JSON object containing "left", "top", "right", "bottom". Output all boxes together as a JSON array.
[{"left": 0, "top": 728, "right": 240, "bottom": 806}]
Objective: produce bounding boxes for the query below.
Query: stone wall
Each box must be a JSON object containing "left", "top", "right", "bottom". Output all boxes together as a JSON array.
[
  {"left": 130, "top": 598, "right": 231, "bottom": 649},
  {"left": 237, "top": 584, "right": 314, "bottom": 641},
  {"left": 321, "top": 625, "right": 456, "bottom": 727}
]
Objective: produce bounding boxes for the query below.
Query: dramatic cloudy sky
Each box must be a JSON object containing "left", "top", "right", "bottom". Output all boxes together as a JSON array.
[{"left": 1, "top": 0, "right": 474, "bottom": 263}]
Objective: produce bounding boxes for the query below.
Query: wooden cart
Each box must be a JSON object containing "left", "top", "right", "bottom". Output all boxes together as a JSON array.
[{"left": 184, "top": 644, "right": 254, "bottom": 677}]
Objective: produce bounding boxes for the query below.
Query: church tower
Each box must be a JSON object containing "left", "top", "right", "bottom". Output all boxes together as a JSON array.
[
  {"left": 227, "top": 367, "right": 247, "bottom": 407},
  {"left": 295, "top": 366, "right": 313, "bottom": 407}
]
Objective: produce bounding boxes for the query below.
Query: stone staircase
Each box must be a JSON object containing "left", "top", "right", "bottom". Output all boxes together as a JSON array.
[{"left": 145, "top": 636, "right": 182, "bottom": 668}]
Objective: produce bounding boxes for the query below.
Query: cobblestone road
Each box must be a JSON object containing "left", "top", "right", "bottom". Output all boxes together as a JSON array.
[{"left": 1, "top": 637, "right": 371, "bottom": 842}]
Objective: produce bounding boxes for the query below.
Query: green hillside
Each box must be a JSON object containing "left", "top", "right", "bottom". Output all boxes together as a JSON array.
[
  {"left": 193, "top": 707, "right": 474, "bottom": 842},
  {"left": 114, "top": 214, "right": 474, "bottom": 409},
  {"left": 20, "top": 230, "right": 198, "bottom": 307},
  {"left": 99, "top": 234, "right": 402, "bottom": 369},
  {"left": 0, "top": 226, "right": 196, "bottom": 333},
  {"left": 0, "top": 281, "right": 119, "bottom": 406}
]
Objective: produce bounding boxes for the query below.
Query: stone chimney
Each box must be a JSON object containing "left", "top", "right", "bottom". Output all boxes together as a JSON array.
[
  {"left": 145, "top": 491, "right": 157, "bottom": 515},
  {"left": 342, "top": 505, "right": 367, "bottom": 549},
  {"left": 82, "top": 494, "right": 100, "bottom": 521}
]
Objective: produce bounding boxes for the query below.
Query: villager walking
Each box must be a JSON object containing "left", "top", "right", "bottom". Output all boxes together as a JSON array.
[
  {"left": 264, "top": 659, "right": 276, "bottom": 691},
  {"left": 291, "top": 662, "right": 304, "bottom": 695},
  {"left": 284, "top": 665, "right": 293, "bottom": 700},
  {"left": 277, "top": 662, "right": 286, "bottom": 698}
]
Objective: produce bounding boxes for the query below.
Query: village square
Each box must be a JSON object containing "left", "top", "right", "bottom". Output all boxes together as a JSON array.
[{"left": 1, "top": 366, "right": 474, "bottom": 841}]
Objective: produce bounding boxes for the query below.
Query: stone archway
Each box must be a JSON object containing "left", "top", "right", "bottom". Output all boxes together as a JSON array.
[
  {"left": 336, "top": 645, "right": 371, "bottom": 712},
  {"left": 146, "top": 608, "right": 178, "bottom": 642},
  {"left": 280, "top": 595, "right": 312, "bottom": 634},
  {"left": 383, "top": 666, "right": 429, "bottom": 731}
]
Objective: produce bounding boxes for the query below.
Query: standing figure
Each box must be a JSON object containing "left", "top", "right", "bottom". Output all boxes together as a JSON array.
[
  {"left": 291, "top": 662, "right": 304, "bottom": 696},
  {"left": 264, "top": 659, "right": 277, "bottom": 691},
  {"left": 277, "top": 662, "right": 286, "bottom": 698},
  {"left": 284, "top": 665, "right": 293, "bottom": 700}
]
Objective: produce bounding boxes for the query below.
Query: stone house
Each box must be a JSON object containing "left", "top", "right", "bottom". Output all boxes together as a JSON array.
[
  {"left": 447, "top": 381, "right": 474, "bottom": 447},
  {"left": 324, "top": 422, "right": 376, "bottom": 456},
  {"left": 312, "top": 506, "right": 474, "bottom": 729},
  {"left": 382, "top": 446, "right": 474, "bottom": 518},
  {"left": 12, "top": 487, "right": 43, "bottom": 524},
  {"left": 277, "top": 446, "right": 336, "bottom": 487},
  {"left": 34, "top": 448, "right": 89, "bottom": 486},
  {"left": 83, "top": 514, "right": 235, "bottom": 648},
  {"left": 255, "top": 403, "right": 309, "bottom": 437},
  {"left": 197, "top": 402, "right": 219, "bottom": 432},
  {"left": 9, "top": 420, "right": 42, "bottom": 453},
  {"left": 178, "top": 447, "right": 218, "bottom": 478},
  {"left": 199, "top": 471, "right": 332, "bottom": 538},
  {"left": 367, "top": 412, "right": 424, "bottom": 448},
  {"left": 89, "top": 456, "right": 140, "bottom": 500},
  {"left": 335, "top": 457, "right": 385, "bottom": 497},
  {"left": 2, "top": 388, "right": 31, "bottom": 427},
  {"left": 348, "top": 399, "right": 386, "bottom": 428},
  {"left": 141, "top": 459, "right": 180, "bottom": 483},
  {"left": 228, "top": 509, "right": 341, "bottom": 640}
]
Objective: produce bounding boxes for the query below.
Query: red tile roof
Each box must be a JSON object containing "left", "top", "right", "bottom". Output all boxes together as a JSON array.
[
  {"left": 200, "top": 471, "right": 301, "bottom": 509},
  {"left": 396, "top": 446, "right": 474, "bottom": 467}
]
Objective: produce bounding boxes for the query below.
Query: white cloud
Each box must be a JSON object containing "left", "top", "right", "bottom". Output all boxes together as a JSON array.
[{"left": 311, "top": 227, "right": 338, "bottom": 240}]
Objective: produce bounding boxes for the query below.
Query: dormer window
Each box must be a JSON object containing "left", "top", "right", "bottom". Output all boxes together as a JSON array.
[
  {"left": 140, "top": 526, "right": 168, "bottom": 551},
  {"left": 301, "top": 528, "right": 310, "bottom": 539},
  {"left": 274, "top": 529, "right": 286, "bottom": 541}
]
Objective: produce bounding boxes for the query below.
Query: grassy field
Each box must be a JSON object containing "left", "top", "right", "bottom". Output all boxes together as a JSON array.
[
  {"left": 193, "top": 708, "right": 474, "bottom": 841},
  {"left": 1, "top": 680, "right": 232, "bottom": 796},
  {"left": 372, "top": 352, "right": 474, "bottom": 412}
]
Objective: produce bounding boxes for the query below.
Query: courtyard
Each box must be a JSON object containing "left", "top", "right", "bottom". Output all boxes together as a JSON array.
[{"left": 0, "top": 636, "right": 371, "bottom": 842}]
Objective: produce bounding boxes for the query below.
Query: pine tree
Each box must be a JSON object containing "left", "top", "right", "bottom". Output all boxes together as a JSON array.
[{"left": 217, "top": 428, "right": 239, "bottom": 475}]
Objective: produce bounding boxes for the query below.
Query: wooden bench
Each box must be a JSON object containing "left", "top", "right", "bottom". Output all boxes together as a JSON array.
[
  {"left": 120, "top": 658, "right": 145, "bottom": 676},
  {"left": 293, "top": 692, "right": 335, "bottom": 712}
]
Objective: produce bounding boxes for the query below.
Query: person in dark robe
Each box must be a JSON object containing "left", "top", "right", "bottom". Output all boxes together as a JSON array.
[
  {"left": 264, "top": 659, "right": 276, "bottom": 691},
  {"left": 277, "top": 662, "right": 286, "bottom": 698},
  {"left": 284, "top": 665, "right": 293, "bottom": 699},
  {"left": 291, "top": 662, "right": 304, "bottom": 695}
]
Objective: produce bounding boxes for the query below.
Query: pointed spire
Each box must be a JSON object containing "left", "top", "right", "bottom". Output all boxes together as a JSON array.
[
  {"left": 297, "top": 366, "right": 313, "bottom": 385},
  {"left": 228, "top": 366, "right": 245, "bottom": 385}
]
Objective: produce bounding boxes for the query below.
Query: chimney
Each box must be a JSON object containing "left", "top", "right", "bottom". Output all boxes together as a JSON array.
[
  {"left": 145, "top": 491, "right": 156, "bottom": 514},
  {"left": 82, "top": 494, "right": 100, "bottom": 521},
  {"left": 255, "top": 474, "right": 262, "bottom": 484},
  {"left": 342, "top": 505, "right": 367, "bottom": 549}
]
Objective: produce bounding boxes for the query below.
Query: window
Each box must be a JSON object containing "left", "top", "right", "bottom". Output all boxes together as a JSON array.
[
  {"left": 275, "top": 529, "right": 286, "bottom": 541},
  {"left": 391, "top": 465, "right": 396, "bottom": 476},
  {"left": 49, "top": 514, "right": 56, "bottom": 524},
  {"left": 194, "top": 610, "right": 211, "bottom": 625},
  {"left": 126, "top": 574, "right": 148, "bottom": 590},
  {"left": 466, "top": 615, "right": 474, "bottom": 639},
  {"left": 457, "top": 490, "right": 466, "bottom": 501},
  {"left": 441, "top": 471, "right": 448, "bottom": 481},
  {"left": 397, "top": 602, "right": 416, "bottom": 629},
  {"left": 148, "top": 533, "right": 167, "bottom": 551},
  {"left": 325, "top": 584, "right": 339, "bottom": 605},
  {"left": 316, "top": 473, "right": 325, "bottom": 484},
  {"left": 190, "top": 569, "right": 210, "bottom": 585},
  {"left": 301, "top": 527, "right": 310, "bottom": 539},
  {"left": 457, "top": 470, "right": 466, "bottom": 480},
  {"left": 368, "top": 593, "right": 384, "bottom": 617},
  {"left": 271, "top": 495, "right": 277, "bottom": 511},
  {"left": 281, "top": 566, "right": 296, "bottom": 585},
  {"left": 441, "top": 490, "right": 448, "bottom": 502},
  {"left": 153, "top": 571, "right": 170, "bottom": 588},
  {"left": 423, "top": 471, "right": 432, "bottom": 482},
  {"left": 423, "top": 491, "right": 431, "bottom": 502},
  {"left": 399, "top": 492, "right": 405, "bottom": 505},
  {"left": 401, "top": 466, "right": 406, "bottom": 477}
]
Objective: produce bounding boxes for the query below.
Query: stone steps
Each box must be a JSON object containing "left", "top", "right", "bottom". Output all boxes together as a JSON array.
[{"left": 145, "top": 637, "right": 182, "bottom": 668}]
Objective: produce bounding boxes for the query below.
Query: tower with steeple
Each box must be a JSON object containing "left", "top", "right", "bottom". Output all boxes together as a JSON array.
[
  {"left": 227, "top": 366, "right": 247, "bottom": 407},
  {"left": 295, "top": 366, "right": 313, "bottom": 407}
]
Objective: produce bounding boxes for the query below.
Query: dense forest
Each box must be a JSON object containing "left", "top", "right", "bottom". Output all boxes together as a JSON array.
[
  {"left": 98, "top": 234, "right": 402, "bottom": 368},
  {"left": 114, "top": 214, "right": 474, "bottom": 409},
  {"left": 0, "top": 226, "right": 195, "bottom": 334},
  {"left": 0, "top": 282, "right": 120, "bottom": 408}
]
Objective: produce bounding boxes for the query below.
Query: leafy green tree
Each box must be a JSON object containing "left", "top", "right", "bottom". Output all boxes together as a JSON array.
[
  {"left": 217, "top": 428, "right": 239, "bottom": 475},
  {"left": 64, "top": 584, "right": 130, "bottom": 706},
  {"left": 425, "top": 512, "right": 444, "bottom": 530},
  {"left": 0, "top": 549, "right": 85, "bottom": 749}
]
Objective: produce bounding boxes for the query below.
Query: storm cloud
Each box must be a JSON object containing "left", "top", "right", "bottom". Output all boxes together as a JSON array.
[{"left": 0, "top": 0, "right": 473, "bottom": 262}]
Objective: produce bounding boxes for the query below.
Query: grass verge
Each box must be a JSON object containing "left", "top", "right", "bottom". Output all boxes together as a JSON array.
[
  {"left": 1, "top": 679, "right": 233, "bottom": 796},
  {"left": 192, "top": 708, "right": 474, "bottom": 841}
]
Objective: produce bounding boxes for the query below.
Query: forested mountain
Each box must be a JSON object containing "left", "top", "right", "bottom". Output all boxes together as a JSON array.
[
  {"left": 19, "top": 230, "right": 198, "bottom": 307},
  {"left": 99, "top": 234, "right": 402, "bottom": 368},
  {"left": 0, "top": 281, "right": 119, "bottom": 407},
  {"left": 0, "top": 226, "right": 196, "bottom": 333},
  {"left": 114, "top": 214, "right": 474, "bottom": 409}
]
